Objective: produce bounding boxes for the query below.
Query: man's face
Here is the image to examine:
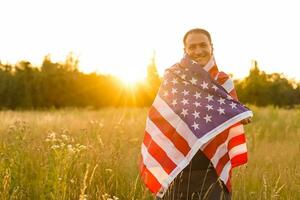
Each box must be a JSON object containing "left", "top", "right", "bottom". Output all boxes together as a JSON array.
[{"left": 184, "top": 32, "right": 213, "bottom": 66}]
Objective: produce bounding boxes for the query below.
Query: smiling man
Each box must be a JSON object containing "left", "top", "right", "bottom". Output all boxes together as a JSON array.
[
  {"left": 183, "top": 28, "right": 213, "bottom": 67},
  {"left": 140, "top": 28, "right": 253, "bottom": 200}
]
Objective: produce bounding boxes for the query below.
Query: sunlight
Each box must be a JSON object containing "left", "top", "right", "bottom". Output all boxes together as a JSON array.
[{"left": 117, "top": 72, "right": 144, "bottom": 86}]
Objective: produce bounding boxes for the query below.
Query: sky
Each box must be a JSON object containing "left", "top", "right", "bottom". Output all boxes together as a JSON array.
[{"left": 1, "top": 0, "right": 300, "bottom": 82}]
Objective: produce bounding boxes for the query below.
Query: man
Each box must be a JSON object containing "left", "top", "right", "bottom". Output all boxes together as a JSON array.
[
  {"left": 140, "top": 28, "right": 252, "bottom": 200},
  {"left": 182, "top": 28, "right": 252, "bottom": 127}
]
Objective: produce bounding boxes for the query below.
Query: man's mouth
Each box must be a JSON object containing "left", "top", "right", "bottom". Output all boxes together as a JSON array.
[{"left": 195, "top": 56, "right": 207, "bottom": 61}]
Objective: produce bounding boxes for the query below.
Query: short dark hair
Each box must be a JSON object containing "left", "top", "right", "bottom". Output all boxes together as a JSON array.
[{"left": 183, "top": 28, "right": 212, "bottom": 46}]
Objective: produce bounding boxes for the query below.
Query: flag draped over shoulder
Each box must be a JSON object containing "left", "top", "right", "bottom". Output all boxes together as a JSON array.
[{"left": 140, "top": 54, "right": 253, "bottom": 197}]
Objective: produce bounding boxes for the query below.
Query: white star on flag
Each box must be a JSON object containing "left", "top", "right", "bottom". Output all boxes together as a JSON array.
[
  {"left": 171, "top": 88, "right": 178, "bottom": 95},
  {"left": 181, "top": 98, "right": 189, "bottom": 105},
  {"left": 204, "top": 114, "right": 212, "bottom": 123},
  {"left": 194, "top": 92, "right": 201, "bottom": 99},
  {"left": 212, "top": 85, "right": 219, "bottom": 91},
  {"left": 218, "top": 97, "right": 225, "bottom": 105},
  {"left": 175, "top": 70, "right": 181, "bottom": 74},
  {"left": 181, "top": 108, "right": 188, "bottom": 117},
  {"left": 217, "top": 107, "right": 225, "bottom": 115},
  {"left": 230, "top": 102, "right": 237, "bottom": 109},
  {"left": 205, "top": 94, "right": 214, "bottom": 102},
  {"left": 171, "top": 78, "right": 178, "bottom": 85},
  {"left": 192, "top": 111, "right": 200, "bottom": 119},
  {"left": 191, "top": 121, "right": 200, "bottom": 130},
  {"left": 190, "top": 77, "right": 198, "bottom": 85},
  {"left": 171, "top": 99, "right": 177, "bottom": 106},
  {"left": 206, "top": 104, "right": 213, "bottom": 111},
  {"left": 181, "top": 74, "right": 186, "bottom": 80},
  {"left": 163, "top": 80, "right": 168, "bottom": 86},
  {"left": 200, "top": 81, "right": 209, "bottom": 89},
  {"left": 182, "top": 90, "right": 189, "bottom": 96},
  {"left": 193, "top": 101, "right": 201, "bottom": 107},
  {"left": 163, "top": 91, "right": 168, "bottom": 97}
]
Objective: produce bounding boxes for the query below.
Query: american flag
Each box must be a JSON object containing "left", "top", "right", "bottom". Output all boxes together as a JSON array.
[{"left": 140, "top": 55, "right": 253, "bottom": 198}]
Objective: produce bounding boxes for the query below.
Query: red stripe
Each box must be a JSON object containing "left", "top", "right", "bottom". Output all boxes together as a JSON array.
[
  {"left": 216, "top": 71, "right": 229, "bottom": 85},
  {"left": 231, "top": 152, "right": 248, "bottom": 167},
  {"left": 227, "top": 134, "right": 246, "bottom": 151},
  {"left": 215, "top": 153, "right": 230, "bottom": 175},
  {"left": 143, "top": 131, "right": 177, "bottom": 174},
  {"left": 229, "top": 90, "right": 238, "bottom": 101},
  {"left": 225, "top": 171, "right": 232, "bottom": 192},
  {"left": 202, "top": 129, "right": 229, "bottom": 159},
  {"left": 229, "top": 122, "right": 241, "bottom": 129},
  {"left": 148, "top": 106, "right": 190, "bottom": 156},
  {"left": 140, "top": 163, "right": 162, "bottom": 194},
  {"left": 209, "top": 65, "right": 219, "bottom": 78}
]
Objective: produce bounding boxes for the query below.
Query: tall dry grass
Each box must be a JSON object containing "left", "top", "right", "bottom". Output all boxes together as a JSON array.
[{"left": 0, "top": 107, "right": 299, "bottom": 199}]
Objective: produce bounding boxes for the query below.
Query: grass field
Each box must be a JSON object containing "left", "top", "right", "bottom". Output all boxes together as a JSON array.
[{"left": 0, "top": 107, "right": 299, "bottom": 199}]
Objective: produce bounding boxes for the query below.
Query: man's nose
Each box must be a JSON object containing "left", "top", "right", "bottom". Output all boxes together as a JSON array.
[{"left": 194, "top": 46, "right": 204, "bottom": 55}]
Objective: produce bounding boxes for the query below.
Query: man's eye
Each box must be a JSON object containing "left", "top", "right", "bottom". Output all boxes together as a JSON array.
[{"left": 188, "top": 45, "right": 196, "bottom": 50}]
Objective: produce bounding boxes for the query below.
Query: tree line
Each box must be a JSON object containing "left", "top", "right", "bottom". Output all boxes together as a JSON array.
[
  {"left": 0, "top": 56, "right": 299, "bottom": 109},
  {"left": 235, "top": 61, "right": 300, "bottom": 108}
]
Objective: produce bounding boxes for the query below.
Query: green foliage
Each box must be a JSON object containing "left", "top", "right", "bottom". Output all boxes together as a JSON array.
[
  {"left": 235, "top": 60, "right": 300, "bottom": 107},
  {"left": 1, "top": 57, "right": 300, "bottom": 109},
  {"left": 0, "top": 54, "right": 161, "bottom": 109}
]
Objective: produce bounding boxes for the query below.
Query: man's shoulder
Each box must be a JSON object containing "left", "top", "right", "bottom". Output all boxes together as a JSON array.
[
  {"left": 163, "top": 63, "right": 181, "bottom": 74},
  {"left": 216, "top": 71, "right": 231, "bottom": 81}
]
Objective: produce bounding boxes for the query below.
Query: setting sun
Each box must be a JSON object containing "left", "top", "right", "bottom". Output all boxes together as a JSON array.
[{"left": 118, "top": 72, "right": 145, "bottom": 86}]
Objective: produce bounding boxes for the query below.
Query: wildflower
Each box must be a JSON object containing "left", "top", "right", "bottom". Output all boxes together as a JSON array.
[
  {"left": 61, "top": 134, "right": 69, "bottom": 141},
  {"left": 51, "top": 145, "right": 60, "bottom": 150},
  {"left": 105, "top": 169, "right": 112, "bottom": 173},
  {"left": 67, "top": 144, "right": 75, "bottom": 154},
  {"left": 79, "top": 145, "right": 87, "bottom": 151}
]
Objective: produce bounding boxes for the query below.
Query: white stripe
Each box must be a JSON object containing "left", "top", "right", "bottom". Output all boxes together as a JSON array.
[
  {"left": 214, "top": 72, "right": 220, "bottom": 80},
  {"left": 222, "top": 79, "right": 234, "bottom": 93},
  {"left": 141, "top": 144, "right": 168, "bottom": 187},
  {"left": 228, "top": 124, "right": 244, "bottom": 140},
  {"left": 207, "top": 139, "right": 231, "bottom": 186},
  {"left": 203, "top": 56, "right": 215, "bottom": 72},
  {"left": 201, "top": 124, "right": 244, "bottom": 152},
  {"left": 152, "top": 96, "right": 198, "bottom": 147},
  {"left": 210, "top": 142, "right": 227, "bottom": 166},
  {"left": 219, "top": 161, "right": 231, "bottom": 184},
  {"left": 229, "top": 143, "right": 247, "bottom": 159},
  {"left": 198, "top": 111, "right": 252, "bottom": 145},
  {"left": 146, "top": 117, "right": 185, "bottom": 165}
]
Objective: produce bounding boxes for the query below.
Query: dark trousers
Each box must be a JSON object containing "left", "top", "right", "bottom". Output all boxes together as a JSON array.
[{"left": 156, "top": 167, "right": 231, "bottom": 200}]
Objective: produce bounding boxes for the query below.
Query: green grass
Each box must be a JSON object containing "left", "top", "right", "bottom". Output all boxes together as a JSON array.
[{"left": 0, "top": 107, "right": 299, "bottom": 199}]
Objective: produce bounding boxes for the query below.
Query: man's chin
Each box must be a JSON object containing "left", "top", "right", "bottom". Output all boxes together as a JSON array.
[{"left": 195, "top": 60, "right": 207, "bottom": 66}]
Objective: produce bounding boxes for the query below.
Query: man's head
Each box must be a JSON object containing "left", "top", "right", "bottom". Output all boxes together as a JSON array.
[{"left": 183, "top": 28, "right": 213, "bottom": 66}]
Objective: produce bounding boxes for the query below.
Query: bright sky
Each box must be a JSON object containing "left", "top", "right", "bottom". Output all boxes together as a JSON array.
[{"left": 1, "top": 0, "right": 300, "bottom": 82}]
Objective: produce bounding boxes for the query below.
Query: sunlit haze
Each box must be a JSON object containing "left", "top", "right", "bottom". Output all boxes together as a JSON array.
[{"left": 1, "top": 0, "right": 300, "bottom": 82}]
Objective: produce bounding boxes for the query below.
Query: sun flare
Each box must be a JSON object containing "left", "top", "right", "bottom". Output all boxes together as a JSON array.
[{"left": 115, "top": 71, "right": 146, "bottom": 86}]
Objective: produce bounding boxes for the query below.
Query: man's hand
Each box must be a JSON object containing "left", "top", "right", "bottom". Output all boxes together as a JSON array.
[{"left": 241, "top": 117, "right": 252, "bottom": 125}]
